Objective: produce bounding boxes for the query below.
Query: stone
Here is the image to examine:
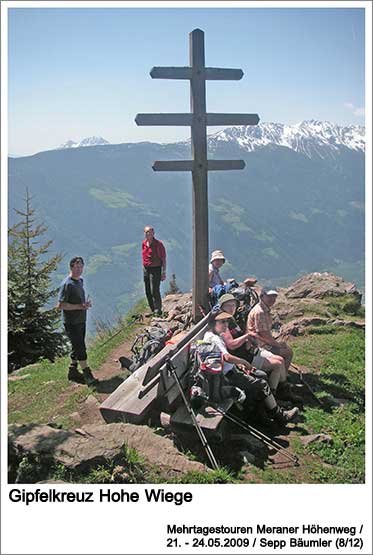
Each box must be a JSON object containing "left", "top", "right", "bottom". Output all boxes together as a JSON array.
[
  {"left": 284, "top": 272, "right": 360, "bottom": 300},
  {"left": 279, "top": 317, "right": 329, "bottom": 337},
  {"left": 37, "top": 480, "right": 68, "bottom": 484},
  {"left": 9, "top": 422, "right": 207, "bottom": 477},
  {"left": 69, "top": 412, "right": 82, "bottom": 423},
  {"left": 111, "top": 465, "right": 130, "bottom": 483},
  {"left": 300, "top": 433, "right": 333, "bottom": 446},
  {"left": 8, "top": 374, "right": 30, "bottom": 382},
  {"left": 84, "top": 395, "right": 100, "bottom": 407},
  {"left": 329, "top": 319, "right": 365, "bottom": 330}
]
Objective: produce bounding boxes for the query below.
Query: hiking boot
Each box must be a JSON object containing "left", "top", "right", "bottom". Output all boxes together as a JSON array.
[
  {"left": 67, "top": 365, "right": 85, "bottom": 384},
  {"left": 82, "top": 367, "right": 98, "bottom": 387},
  {"left": 274, "top": 406, "right": 299, "bottom": 425},
  {"left": 276, "top": 382, "right": 303, "bottom": 404}
]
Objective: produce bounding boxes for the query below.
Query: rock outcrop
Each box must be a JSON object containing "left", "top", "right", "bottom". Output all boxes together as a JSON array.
[
  {"left": 285, "top": 272, "right": 360, "bottom": 299},
  {"left": 9, "top": 422, "right": 206, "bottom": 483}
]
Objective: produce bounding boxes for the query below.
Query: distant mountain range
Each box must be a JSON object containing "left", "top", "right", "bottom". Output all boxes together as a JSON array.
[
  {"left": 58, "top": 136, "right": 110, "bottom": 149},
  {"left": 209, "top": 120, "right": 365, "bottom": 159},
  {"left": 8, "top": 120, "right": 365, "bottom": 331}
]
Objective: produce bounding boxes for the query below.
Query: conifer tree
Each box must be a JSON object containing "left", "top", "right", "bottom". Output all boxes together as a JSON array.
[{"left": 8, "top": 190, "right": 67, "bottom": 370}]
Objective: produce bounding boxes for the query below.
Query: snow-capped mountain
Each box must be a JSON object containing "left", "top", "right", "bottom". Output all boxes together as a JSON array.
[
  {"left": 208, "top": 120, "right": 365, "bottom": 160},
  {"left": 58, "top": 136, "right": 110, "bottom": 149}
]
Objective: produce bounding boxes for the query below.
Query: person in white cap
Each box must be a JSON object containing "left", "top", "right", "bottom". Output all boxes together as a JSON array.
[
  {"left": 218, "top": 293, "right": 288, "bottom": 397},
  {"left": 203, "top": 310, "right": 299, "bottom": 425},
  {"left": 246, "top": 287, "right": 299, "bottom": 403},
  {"left": 208, "top": 250, "right": 225, "bottom": 291}
]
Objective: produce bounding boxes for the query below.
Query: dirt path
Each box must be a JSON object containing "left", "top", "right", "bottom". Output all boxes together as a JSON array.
[{"left": 63, "top": 315, "right": 153, "bottom": 428}]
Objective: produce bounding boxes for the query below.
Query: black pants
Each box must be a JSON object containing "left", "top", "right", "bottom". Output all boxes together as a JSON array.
[
  {"left": 64, "top": 323, "right": 87, "bottom": 362},
  {"left": 143, "top": 266, "right": 162, "bottom": 313},
  {"left": 225, "top": 367, "right": 272, "bottom": 405}
]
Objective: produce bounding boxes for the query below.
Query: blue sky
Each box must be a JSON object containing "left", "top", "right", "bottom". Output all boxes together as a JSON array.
[{"left": 8, "top": 6, "right": 365, "bottom": 156}]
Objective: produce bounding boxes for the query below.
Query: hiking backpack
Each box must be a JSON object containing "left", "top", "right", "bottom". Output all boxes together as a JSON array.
[
  {"left": 124, "top": 325, "right": 172, "bottom": 373},
  {"left": 189, "top": 340, "right": 240, "bottom": 409}
]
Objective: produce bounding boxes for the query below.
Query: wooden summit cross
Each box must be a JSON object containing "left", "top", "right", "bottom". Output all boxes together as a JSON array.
[{"left": 135, "top": 28, "right": 260, "bottom": 321}]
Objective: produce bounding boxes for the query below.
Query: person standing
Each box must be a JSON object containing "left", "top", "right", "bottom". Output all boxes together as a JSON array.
[
  {"left": 57, "top": 256, "right": 98, "bottom": 386},
  {"left": 142, "top": 226, "right": 167, "bottom": 316}
]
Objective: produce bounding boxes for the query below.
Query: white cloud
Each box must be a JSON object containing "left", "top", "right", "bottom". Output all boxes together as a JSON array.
[
  {"left": 353, "top": 107, "right": 365, "bottom": 117},
  {"left": 344, "top": 102, "right": 365, "bottom": 117}
]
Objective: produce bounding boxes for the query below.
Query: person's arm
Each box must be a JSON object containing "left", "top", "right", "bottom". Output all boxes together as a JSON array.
[
  {"left": 247, "top": 310, "right": 277, "bottom": 346},
  {"left": 208, "top": 267, "right": 214, "bottom": 288},
  {"left": 221, "top": 329, "right": 251, "bottom": 351},
  {"left": 57, "top": 301, "right": 90, "bottom": 311},
  {"left": 257, "top": 330, "right": 277, "bottom": 347},
  {"left": 224, "top": 351, "right": 252, "bottom": 371}
]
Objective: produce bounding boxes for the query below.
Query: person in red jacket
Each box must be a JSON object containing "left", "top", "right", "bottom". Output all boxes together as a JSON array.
[{"left": 142, "top": 226, "right": 167, "bottom": 316}]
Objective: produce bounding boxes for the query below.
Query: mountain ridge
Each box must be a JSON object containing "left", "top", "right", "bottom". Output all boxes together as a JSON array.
[
  {"left": 8, "top": 120, "right": 365, "bottom": 329},
  {"left": 58, "top": 136, "right": 110, "bottom": 150},
  {"left": 12, "top": 120, "right": 365, "bottom": 159}
]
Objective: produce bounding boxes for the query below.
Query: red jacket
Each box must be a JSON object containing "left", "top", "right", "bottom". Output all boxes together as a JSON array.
[{"left": 142, "top": 238, "right": 166, "bottom": 271}]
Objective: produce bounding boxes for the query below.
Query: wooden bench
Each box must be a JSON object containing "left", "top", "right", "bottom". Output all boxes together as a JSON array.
[
  {"left": 100, "top": 314, "right": 210, "bottom": 424},
  {"left": 169, "top": 399, "right": 233, "bottom": 441}
]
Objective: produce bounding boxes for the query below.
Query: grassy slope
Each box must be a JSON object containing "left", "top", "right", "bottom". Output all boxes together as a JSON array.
[
  {"left": 8, "top": 300, "right": 147, "bottom": 428},
  {"left": 8, "top": 298, "right": 365, "bottom": 484},
  {"left": 249, "top": 327, "right": 365, "bottom": 484}
]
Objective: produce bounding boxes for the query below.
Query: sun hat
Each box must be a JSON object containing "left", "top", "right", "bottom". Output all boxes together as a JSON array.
[
  {"left": 218, "top": 293, "right": 239, "bottom": 308},
  {"left": 260, "top": 287, "right": 279, "bottom": 296},
  {"left": 210, "top": 250, "right": 225, "bottom": 263},
  {"left": 214, "top": 311, "right": 233, "bottom": 321}
]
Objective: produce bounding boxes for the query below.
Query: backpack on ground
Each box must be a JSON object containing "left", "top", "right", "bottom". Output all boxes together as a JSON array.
[{"left": 120, "top": 325, "right": 172, "bottom": 373}]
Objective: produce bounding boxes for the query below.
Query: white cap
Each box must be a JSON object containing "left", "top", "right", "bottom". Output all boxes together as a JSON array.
[{"left": 261, "top": 287, "right": 278, "bottom": 296}]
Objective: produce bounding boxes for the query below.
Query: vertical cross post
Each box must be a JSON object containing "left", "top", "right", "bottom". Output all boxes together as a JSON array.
[
  {"left": 135, "top": 28, "right": 260, "bottom": 323},
  {"left": 190, "top": 29, "right": 209, "bottom": 320}
]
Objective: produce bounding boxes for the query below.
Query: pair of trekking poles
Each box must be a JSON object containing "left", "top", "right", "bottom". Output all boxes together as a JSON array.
[{"left": 165, "top": 357, "right": 299, "bottom": 471}]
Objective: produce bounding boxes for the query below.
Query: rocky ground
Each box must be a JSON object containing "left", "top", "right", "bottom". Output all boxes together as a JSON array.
[{"left": 8, "top": 272, "right": 365, "bottom": 484}]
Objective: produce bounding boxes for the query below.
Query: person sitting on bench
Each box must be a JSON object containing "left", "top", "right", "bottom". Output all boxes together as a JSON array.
[
  {"left": 203, "top": 311, "right": 299, "bottom": 425},
  {"left": 246, "top": 287, "right": 301, "bottom": 403},
  {"left": 216, "top": 293, "right": 287, "bottom": 396}
]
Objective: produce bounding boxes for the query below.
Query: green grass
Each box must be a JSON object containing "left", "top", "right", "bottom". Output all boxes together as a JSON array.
[
  {"left": 8, "top": 297, "right": 365, "bottom": 485},
  {"left": 8, "top": 299, "right": 147, "bottom": 426},
  {"left": 165, "top": 468, "right": 237, "bottom": 484},
  {"left": 280, "top": 294, "right": 365, "bottom": 323},
  {"left": 252, "top": 328, "right": 365, "bottom": 484},
  {"left": 14, "top": 443, "right": 151, "bottom": 484}
]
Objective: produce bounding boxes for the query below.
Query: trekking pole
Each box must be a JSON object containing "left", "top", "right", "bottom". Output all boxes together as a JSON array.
[
  {"left": 213, "top": 405, "right": 299, "bottom": 467},
  {"left": 98, "top": 314, "right": 144, "bottom": 349},
  {"left": 165, "top": 357, "right": 219, "bottom": 471},
  {"left": 290, "top": 363, "right": 323, "bottom": 407}
]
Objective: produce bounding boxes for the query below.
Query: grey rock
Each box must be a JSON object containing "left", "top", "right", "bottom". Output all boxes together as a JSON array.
[
  {"left": 300, "top": 433, "right": 333, "bottom": 446},
  {"left": 9, "top": 422, "right": 207, "bottom": 476}
]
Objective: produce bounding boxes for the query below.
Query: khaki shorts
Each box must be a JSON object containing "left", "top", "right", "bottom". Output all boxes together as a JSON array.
[{"left": 251, "top": 349, "right": 274, "bottom": 370}]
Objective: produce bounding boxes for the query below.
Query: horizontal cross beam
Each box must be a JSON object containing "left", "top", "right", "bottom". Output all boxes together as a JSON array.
[
  {"left": 152, "top": 159, "right": 245, "bottom": 171},
  {"left": 135, "top": 113, "right": 192, "bottom": 126},
  {"left": 207, "top": 113, "right": 260, "bottom": 126},
  {"left": 150, "top": 66, "right": 243, "bottom": 80},
  {"left": 135, "top": 113, "right": 259, "bottom": 127}
]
